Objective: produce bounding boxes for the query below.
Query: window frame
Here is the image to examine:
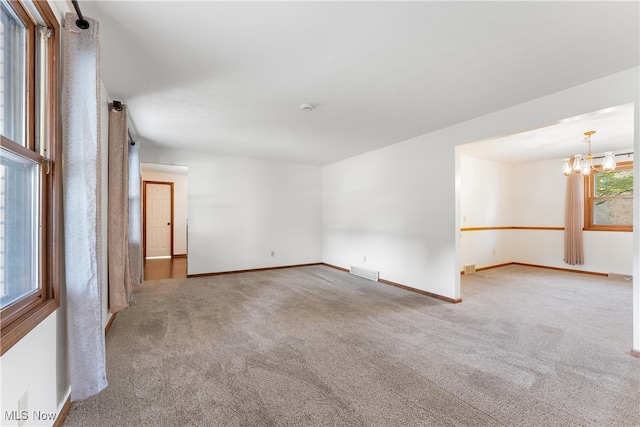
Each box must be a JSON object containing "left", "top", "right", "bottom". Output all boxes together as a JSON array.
[
  {"left": 0, "top": 0, "right": 60, "bottom": 356},
  {"left": 584, "top": 160, "right": 633, "bottom": 232}
]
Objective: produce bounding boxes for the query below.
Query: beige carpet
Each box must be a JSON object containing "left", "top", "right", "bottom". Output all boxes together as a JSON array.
[{"left": 64, "top": 264, "right": 640, "bottom": 426}]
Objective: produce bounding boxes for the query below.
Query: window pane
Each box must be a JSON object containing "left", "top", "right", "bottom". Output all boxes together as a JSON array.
[
  {"left": 595, "top": 169, "right": 633, "bottom": 197},
  {"left": 593, "top": 198, "right": 633, "bottom": 226},
  {"left": 36, "top": 26, "right": 48, "bottom": 156},
  {"left": 0, "top": 147, "right": 40, "bottom": 309},
  {"left": 0, "top": 0, "right": 26, "bottom": 146}
]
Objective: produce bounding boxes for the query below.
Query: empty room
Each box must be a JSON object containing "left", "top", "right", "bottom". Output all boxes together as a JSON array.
[{"left": 0, "top": 1, "right": 639, "bottom": 426}]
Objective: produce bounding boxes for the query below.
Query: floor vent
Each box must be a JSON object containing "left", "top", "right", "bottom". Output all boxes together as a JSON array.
[
  {"left": 350, "top": 265, "right": 379, "bottom": 282},
  {"left": 464, "top": 264, "right": 476, "bottom": 275}
]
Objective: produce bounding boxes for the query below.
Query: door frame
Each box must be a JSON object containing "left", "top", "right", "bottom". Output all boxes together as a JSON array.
[{"left": 143, "top": 180, "right": 175, "bottom": 258}]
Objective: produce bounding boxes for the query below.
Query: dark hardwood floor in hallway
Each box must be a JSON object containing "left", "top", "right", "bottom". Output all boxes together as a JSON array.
[{"left": 143, "top": 257, "right": 187, "bottom": 281}]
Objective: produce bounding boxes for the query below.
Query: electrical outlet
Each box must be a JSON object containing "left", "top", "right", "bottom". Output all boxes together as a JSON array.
[
  {"left": 492, "top": 249, "right": 496, "bottom": 256},
  {"left": 363, "top": 255, "right": 367, "bottom": 262},
  {"left": 270, "top": 251, "right": 275, "bottom": 257}
]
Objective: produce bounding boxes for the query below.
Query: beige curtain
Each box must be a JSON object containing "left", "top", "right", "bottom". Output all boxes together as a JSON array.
[
  {"left": 108, "top": 104, "right": 134, "bottom": 312},
  {"left": 62, "top": 13, "right": 107, "bottom": 401},
  {"left": 564, "top": 173, "right": 584, "bottom": 265}
]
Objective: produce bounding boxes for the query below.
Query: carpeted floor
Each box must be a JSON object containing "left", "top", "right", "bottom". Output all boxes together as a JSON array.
[{"left": 63, "top": 264, "right": 640, "bottom": 426}]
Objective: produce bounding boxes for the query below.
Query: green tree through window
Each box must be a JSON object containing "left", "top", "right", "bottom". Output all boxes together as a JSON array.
[{"left": 585, "top": 161, "right": 633, "bottom": 230}]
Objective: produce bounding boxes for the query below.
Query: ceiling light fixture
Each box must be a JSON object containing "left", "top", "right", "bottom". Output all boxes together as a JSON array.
[
  {"left": 562, "top": 131, "right": 616, "bottom": 176},
  {"left": 300, "top": 103, "right": 315, "bottom": 112}
]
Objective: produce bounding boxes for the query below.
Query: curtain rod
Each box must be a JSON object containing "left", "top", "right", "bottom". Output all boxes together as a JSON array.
[
  {"left": 110, "top": 100, "right": 136, "bottom": 146},
  {"left": 111, "top": 100, "right": 136, "bottom": 146},
  {"left": 128, "top": 130, "right": 136, "bottom": 146},
  {"left": 71, "top": 0, "right": 89, "bottom": 29},
  {"left": 592, "top": 151, "right": 633, "bottom": 160}
]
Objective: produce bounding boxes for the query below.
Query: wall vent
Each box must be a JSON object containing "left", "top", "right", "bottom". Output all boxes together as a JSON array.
[
  {"left": 463, "top": 264, "right": 476, "bottom": 275},
  {"left": 350, "top": 265, "right": 379, "bottom": 282}
]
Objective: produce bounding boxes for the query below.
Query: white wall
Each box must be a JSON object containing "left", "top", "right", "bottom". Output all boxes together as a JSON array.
[
  {"left": 140, "top": 168, "right": 188, "bottom": 256},
  {"left": 459, "top": 156, "right": 513, "bottom": 269},
  {"left": 510, "top": 159, "right": 567, "bottom": 226},
  {"left": 511, "top": 158, "right": 632, "bottom": 275},
  {"left": 460, "top": 156, "right": 513, "bottom": 227},
  {"left": 509, "top": 229, "right": 632, "bottom": 275},
  {"left": 460, "top": 156, "right": 633, "bottom": 275},
  {"left": 139, "top": 147, "right": 323, "bottom": 275},
  {"left": 0, "top": 314, "right": 63, "bottom": 426},
  {"left": 323, "top": 142, "right": 458, "bottom": 299},
  {"left": 323, "top": 67, "right": 639, "bottom": 301}
]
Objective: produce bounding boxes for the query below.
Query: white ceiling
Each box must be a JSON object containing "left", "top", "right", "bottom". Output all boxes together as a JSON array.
[
  {"left": 459, "top": 102, "right": 635, "bottom": 165},
  {"left": 140, "top": 162, "right": 188, "bottom": 175},
  {"left": 79, "top": 1, "right": 639, "bottom": 166}
]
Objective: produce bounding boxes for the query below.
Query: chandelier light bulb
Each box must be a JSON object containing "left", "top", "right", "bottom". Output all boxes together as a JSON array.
[
  {"left": 581, "top": 158, "right": 591, "bottom": 176},
  {"left": 562, "top": 158, "right": 572, "bottom": 176},
  {"left": 602, "top": 152, "right": 616, "bottom": 172},
  {"left": 572, "top": 154, "right": 582, "bottom": 173}
]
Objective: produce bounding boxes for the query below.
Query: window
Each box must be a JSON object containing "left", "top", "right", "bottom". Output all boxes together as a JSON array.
[
  {"left": 0, "top": 0, "right": 59, "bottom": 355},
  {"left": 584, "top": 161, "right": 633, "bottom": 231}
]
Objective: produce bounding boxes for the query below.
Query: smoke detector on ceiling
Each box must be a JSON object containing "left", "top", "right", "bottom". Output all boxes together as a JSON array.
[{"left": 300, "top": 103, "right": 315, "bottom": 112}]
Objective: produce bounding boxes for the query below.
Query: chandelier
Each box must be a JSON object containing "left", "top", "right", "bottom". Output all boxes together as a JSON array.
[{"left": 562, "top": 131, "right": 616, "bottom": 176}]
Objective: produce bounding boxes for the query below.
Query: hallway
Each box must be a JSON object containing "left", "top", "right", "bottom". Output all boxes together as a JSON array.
[{"left": 143, "top": 257, "right": 187, "bottom": 281}]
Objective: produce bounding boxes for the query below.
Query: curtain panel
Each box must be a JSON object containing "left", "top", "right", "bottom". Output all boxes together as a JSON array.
[
  {"left": 108, "top": 105, "right": 134, "bottom": 312},
  {"left": 61, "top": 13, "right": 107, "bottom": 401},
  {"left": 564, "top": 173, "right": 585, "bottom": 265}
]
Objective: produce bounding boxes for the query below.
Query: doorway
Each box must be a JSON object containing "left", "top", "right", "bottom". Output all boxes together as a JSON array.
[
  {"left": 144, "top": 181, "right": 174, "bottom": 258},
  {"left": 456, "top": 103, "right": 634, "bottom": 277},
  {"left": 140, "top": 163, "right": 189, "bottom": 280}
]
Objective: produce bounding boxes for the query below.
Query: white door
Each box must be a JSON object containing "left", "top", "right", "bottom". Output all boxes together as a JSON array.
[{"left": 146, "top": 183, "right": 172, "bottom": 258}]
